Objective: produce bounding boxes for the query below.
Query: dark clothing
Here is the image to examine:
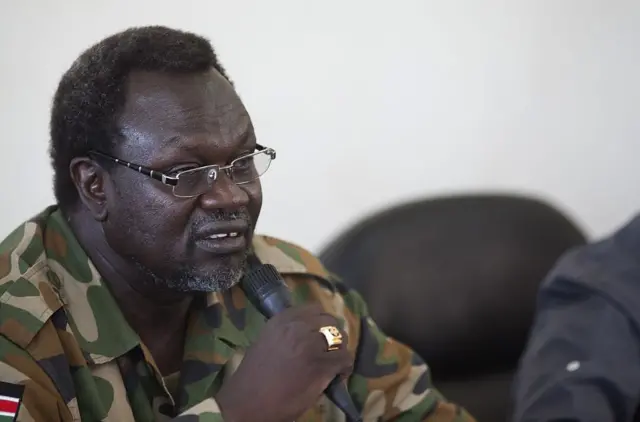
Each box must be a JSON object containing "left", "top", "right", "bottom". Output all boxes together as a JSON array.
[{"left": 512, "top": 214, "right": 640, "bottom": 422}]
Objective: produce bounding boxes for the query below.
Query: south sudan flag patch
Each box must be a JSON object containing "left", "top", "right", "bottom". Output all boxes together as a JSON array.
[{"left": 0, "top": 382, "right": 23, "bottom": 421}]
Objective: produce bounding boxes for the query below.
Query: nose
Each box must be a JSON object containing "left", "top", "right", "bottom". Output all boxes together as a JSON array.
[{"left": 198, "top": 170, "right": 250, "bottom": 211}]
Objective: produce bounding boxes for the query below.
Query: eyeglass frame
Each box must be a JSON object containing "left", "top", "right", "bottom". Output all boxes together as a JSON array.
[{"left": 88, "top": 144, "right": 276, "bottom": 198}]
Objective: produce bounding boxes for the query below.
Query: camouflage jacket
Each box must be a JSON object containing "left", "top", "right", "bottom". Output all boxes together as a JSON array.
[{"left": 0, "top": 206, "right": 475, "bottom": 421}]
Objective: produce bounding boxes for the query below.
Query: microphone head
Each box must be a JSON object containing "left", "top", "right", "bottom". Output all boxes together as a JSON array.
[
  {"left": 240, "top": 263, "right": 293, "bottom": 317},
  {"left": 241, "top": 263, "right": 285, "bottom": 300}
]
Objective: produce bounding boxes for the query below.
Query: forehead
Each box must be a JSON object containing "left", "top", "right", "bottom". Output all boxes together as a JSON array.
[{"left": 117, "top": 69, "right": 252, "bottom": 160}]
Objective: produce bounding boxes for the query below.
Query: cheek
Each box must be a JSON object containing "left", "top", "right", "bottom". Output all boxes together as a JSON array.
[
  {"left": 106, "top": 177, "right": 193, "bottom": 254},
  {"left": 243, "top": 183, "right": 263, "bottom": 222}
]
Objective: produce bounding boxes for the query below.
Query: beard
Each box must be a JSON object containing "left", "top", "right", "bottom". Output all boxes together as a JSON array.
[
  {"left": 126, "top": 208, "right": 253, "bottom": 293},
  {"left": 132, "top": 250, "right": 249, "bottom": 293}
]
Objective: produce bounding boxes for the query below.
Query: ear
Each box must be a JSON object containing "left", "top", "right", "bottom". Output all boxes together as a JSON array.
[{"left": 69, "top": 157, "right": 109, "bottom": 221}]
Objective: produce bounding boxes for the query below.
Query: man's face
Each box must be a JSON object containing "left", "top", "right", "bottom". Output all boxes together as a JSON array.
[{"left": 101, "top": 69, "right": 262, "bottom": 293}]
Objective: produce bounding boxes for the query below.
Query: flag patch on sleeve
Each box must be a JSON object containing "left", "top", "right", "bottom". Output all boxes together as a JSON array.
[{"left": 0, "top": 382, "right": 24, "bottom": 421}]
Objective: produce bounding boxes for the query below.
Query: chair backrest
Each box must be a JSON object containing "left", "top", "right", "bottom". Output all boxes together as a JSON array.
[{"left": 318, "top": 194, "right": 587, "bottom": 420}]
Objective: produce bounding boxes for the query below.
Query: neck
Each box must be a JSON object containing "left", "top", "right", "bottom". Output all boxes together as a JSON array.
[{"left": 66, "top": 210, "right": 194, "bottom": 340}]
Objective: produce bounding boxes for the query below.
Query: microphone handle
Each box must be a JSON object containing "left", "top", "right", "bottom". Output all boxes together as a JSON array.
[
  {"left": 325, "top": 378, "right": 363, "bottom": 422},
  {"left": 259, "top": 288, "right": 292, "bottom": 315}
]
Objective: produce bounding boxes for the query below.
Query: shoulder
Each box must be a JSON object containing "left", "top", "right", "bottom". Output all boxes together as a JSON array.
[
  {"left": 252, "top": 234, "right": 367, "bottom": 338},
  {"left": 252, "top": 234, "right": 349, "bottom": 293},
  {"left": 252, "top": 233, "right": 359, "bottom": 296},
  {"left": 541, "top": 214, "right": 640, "bottom": 317},
  {"left": 0, "top": 208, "right": 72, "bottom": 419},
  {"left": 0, "top": 206, "right": 64, "bottom": 349},
  {"left": 0, "top": 328, "right": 73, "bottom": 421},
  {"left": 252, "top": 234, "right": 334, "bottom": 278}
]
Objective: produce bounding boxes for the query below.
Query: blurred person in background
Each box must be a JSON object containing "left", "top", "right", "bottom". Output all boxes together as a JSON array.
[
  {"left": 0, "top": 26, "right": 476, "bottom": 422},
  {"left": 512, "top": 213, "right": 640, "bottom": 421}
]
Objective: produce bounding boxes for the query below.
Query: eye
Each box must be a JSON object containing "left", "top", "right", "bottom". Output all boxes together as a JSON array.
[
  {"left": 233, "top": 157, "right": 253, "bottom": 170},
  {"left": 165, "top": 165, "right": 201, "bottom": 177}
]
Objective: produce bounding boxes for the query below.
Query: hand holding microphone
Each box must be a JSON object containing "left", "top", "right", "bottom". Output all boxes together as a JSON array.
[{"left": 215, "top": 264, "right": 362, "bottom": 422}]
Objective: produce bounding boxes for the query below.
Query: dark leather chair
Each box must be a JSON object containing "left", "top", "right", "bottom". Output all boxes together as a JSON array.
[{"left": 318, "top": 194, "right": 587, "bottom": 421}]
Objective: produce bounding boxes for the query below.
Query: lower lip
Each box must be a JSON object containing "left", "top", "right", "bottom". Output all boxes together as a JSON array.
[{"left": 194, "top": 235, "right": 247, "bottom": 254}]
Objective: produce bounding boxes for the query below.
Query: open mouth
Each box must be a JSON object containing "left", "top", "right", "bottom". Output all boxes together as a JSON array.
[
  {"left": 207, "top": 232, "right": 241, "bottom": 239},
  {"left": 195, "top": 233, "right": 247, "bottom": 254},
  {"left": 194, "top": 223, "right": 250, "bottom": 254}
]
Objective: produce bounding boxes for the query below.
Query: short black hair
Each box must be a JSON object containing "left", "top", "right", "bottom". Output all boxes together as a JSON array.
[{"left": 50, "top": 25, "right": 231, "bottom": 212}]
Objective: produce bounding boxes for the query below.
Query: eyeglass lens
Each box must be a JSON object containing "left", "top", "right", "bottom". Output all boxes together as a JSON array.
[{"left": 173, "top": 151, "right": 273, "bottom": 197}]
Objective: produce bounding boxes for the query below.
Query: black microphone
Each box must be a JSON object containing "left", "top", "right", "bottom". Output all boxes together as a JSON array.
[{"left": 241, "top": 262, "right": 363, "bottom": 422}]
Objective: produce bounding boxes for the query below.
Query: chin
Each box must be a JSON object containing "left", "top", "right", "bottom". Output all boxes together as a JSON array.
[{"left": 168, "top": 251, "right": 248, "bottom": 293}]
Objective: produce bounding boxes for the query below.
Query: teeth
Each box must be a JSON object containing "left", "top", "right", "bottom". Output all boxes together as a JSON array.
[{"left": 207, "top": 232, "right": 239, "bottom": 239}]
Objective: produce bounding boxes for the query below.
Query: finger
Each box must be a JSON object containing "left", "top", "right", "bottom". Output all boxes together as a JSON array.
[
  {"left": 337, "top": 355, "right": 354, "bottom": 378},
  {"left": 319, "top": 325, "right": 349, "bottom": 353},
  {"left": 278, "top": 303, "right": 325, "bottom": 322},
  {"left": 289, "top": 309, "right": 350, "bottom": 353},
  {"left": 337, "top": 328, "right": 349, "bottom": 348},
  {"left": 306, "top": 312, "right": 341, "bottom": 330},
  {"left": 296, "top": 303, "right": 325, "bottom": 316},
  {"left": 315, "top": 325, "right": 350, "bottom": 358},
  {"left": 314, "top": 355, "right": 353, "bottom": 391},
  {"left": 317, "top": 344, "right": 354, "bottom": 379}
]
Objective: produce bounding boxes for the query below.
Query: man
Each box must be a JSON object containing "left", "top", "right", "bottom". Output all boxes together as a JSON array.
[
  {"left": 0, "top": 26, "right": 475, "bottom": 421},
  {"left": 512, "top": 214, "right": 640, "bottom": 421}
]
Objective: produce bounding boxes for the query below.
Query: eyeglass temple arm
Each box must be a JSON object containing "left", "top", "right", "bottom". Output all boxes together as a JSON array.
[
  {"left": 256, "top": 144, "right": 276, "bottom": 159},
  {"left": 89, "top": 144, "right": 273, "bottom": 186},
  {"left": 88, "top": 151, "right": 178, "bottom": 186}
]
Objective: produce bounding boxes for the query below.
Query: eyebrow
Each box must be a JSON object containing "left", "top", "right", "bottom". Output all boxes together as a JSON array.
[
  {"left": 161, "top": 119, "right": 254, "bottom": 145},
  {"left": 238, "top": 128, "right": 257, "bottom": 148},
  {"left": 162, "top": 134, "right": 183, "bottom": 146},
  {"left": 157, "top": 128, "right": 256, "bottom": 160}
]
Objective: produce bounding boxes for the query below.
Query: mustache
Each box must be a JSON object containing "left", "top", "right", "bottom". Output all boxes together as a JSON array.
[{"left": 190, "top": 208, "right": 252, "bottom": 230}]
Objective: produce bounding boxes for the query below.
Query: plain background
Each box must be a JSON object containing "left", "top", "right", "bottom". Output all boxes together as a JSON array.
[{"left": 1, "top": 0, "right": 639, "bottom": 252}]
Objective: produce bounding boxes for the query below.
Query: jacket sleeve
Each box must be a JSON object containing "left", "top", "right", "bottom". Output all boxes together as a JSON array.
[
  {"left": 340, "top": 285, "right": 476, "bottom": 422},
  {"left": 512, "top": 276, "right": 640, "bottom": 421},
  {"left": 0, "top": 337, "right": 74, "bottom": 422}
]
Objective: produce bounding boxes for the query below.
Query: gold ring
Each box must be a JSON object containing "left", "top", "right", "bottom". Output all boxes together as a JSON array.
[{"left": 319, "top": 326, "right": 343, "bottom": 351}]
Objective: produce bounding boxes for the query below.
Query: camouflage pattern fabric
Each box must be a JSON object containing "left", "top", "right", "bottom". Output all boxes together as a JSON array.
[{"left": 0, "top": 206, "right": 476, "bottom": 421}]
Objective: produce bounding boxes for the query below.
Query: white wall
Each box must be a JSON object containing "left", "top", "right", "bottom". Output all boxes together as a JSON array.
[{"left": 1, "top": 0, "right": 639, "bottom": 252}]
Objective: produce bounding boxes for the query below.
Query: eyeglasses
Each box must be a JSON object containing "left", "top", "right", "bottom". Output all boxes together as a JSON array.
[{"left": 89, "top": 144, "right": 276, "bottom": 198}]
